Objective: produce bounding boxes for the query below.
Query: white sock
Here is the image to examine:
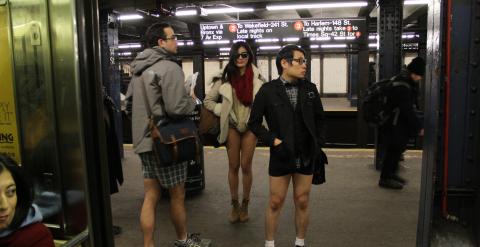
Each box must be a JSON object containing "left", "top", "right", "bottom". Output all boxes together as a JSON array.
[
  {"left": 178, "top": 236, "right": 187, "bottom": 242},
  {"left": 295, "top": 237, "right": 305, "bottom": 246},
  {"left": 265, "top": 240, "right": 275, "bottom": 247}
]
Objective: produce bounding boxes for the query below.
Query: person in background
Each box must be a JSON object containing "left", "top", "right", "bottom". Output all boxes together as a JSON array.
[
  {"left": 204, "top": 41, "right": 266, "bottom": 223},
  {"left": 248, "top": 45, "right": 327, "bottom": 247},
  {"left": 125, "top": 22, "right": 207, "bottom": 247},
  {"left": 378, "top": 57, "right": 425, "bottom": 189},
  {"left": 0, "top": 154, "right": 55, "bottom": 247}
]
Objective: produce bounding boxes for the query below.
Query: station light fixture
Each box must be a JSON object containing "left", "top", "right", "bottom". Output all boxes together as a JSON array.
[
  {"left": 219, "top": 47, "right": 231, "bottom": 51},
  {"left": 282, "top": 37, "right": 300, "bottom": 42},
  {"left": 256, "top": 38, "right": 280, "bottom": 43},
  {"left": 175, "top": 6, "right": 208, "bottom": 16},
  {"left": 259, "top": 46, "right": 282, "bottom": 50},
  {"left": 310, "top": 37, "right": 331, "bottom": 41},
  {"left": 267, "top": 1, "right": 368, "bottom": 10},
  {"left": 321, "top": 44, "right": 347, "bottom": 48},
  {"left": 203, "top": 40, "right": 230, "bottom": 45},
  {"left": 204, "top": 7, "right": 254, "bottom": 14},
  {"left": 118, "top": 14, "right": 143, "bottom": 20},
  {"left": 176, "top": 6, "right": 253, "bottom": 16},
  {"left": 369, "top": 43, "right": 378, "bottom": 48},
  {"left": 404, "top": 0, "right": 429, "bottom": 5},
  {"left": 333, "top": 36, "right": 356, "bottom": 40},
  {"left": 176, "top": 9, "right": 198, "bottom": 16},
  {"left": 310, "top": 45, "right": 320, "bottom": 48},
  {"left": 118, "top": 43, "right": 142, "bottom": 49}
]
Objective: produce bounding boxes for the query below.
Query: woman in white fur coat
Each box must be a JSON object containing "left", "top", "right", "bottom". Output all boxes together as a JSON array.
[{"left": 203, "top": 41, "right": 266, "bottom": 223}]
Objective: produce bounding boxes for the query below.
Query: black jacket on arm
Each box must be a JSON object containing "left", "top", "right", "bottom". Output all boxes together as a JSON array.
[
  {"left": 248, "top": 78, "right": 327, "bottom": 180},
  {"left": 386, "top": 71, "right": 422, "bottom": 137}
]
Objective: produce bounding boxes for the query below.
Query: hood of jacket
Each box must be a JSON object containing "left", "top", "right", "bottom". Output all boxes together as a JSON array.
[
  {"left": 131, "top": 47, "right": 179, "bottom": 76},
  {"left": 0, "top": 204, "right": 43, "bottom": 238}
]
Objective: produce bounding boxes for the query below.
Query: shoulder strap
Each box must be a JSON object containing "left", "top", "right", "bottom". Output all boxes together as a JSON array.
[{"left": 391, "top": 81, "right": 411, "bottom": 89}]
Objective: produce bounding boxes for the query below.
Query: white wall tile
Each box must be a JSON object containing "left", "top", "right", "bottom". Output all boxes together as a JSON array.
[{"left": 323, "top": 54, "right": 347, "bottom": 94}]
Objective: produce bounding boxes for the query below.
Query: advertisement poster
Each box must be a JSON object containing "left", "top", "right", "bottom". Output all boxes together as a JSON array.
[{"left": 0, "top": 5, "right": 21, "bottom": 163}]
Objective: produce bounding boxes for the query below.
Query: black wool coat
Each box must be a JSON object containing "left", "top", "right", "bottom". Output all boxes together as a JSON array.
[{"left": 248, "top": 78, "right": 327, "bottom": 182}]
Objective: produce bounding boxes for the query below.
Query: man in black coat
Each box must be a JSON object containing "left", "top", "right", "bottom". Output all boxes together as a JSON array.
[
  {"left": 248, "top": 45, "right": 327, "bottom": 247},
  {"left": 378, "top": 57, "right": 425, "bottom": 190}
]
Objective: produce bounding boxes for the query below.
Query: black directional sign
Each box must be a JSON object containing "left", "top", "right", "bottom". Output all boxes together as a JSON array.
[{"left": 200, "top": 18, "right": 366, "bottom": 42}]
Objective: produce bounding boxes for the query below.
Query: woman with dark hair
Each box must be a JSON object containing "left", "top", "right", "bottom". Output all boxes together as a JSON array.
[
  {"left": 0, "top": 155, "right": 54, "bottom": 246},
  {"left": 204, "top": 41, "right": 266, "bottom": 223}
]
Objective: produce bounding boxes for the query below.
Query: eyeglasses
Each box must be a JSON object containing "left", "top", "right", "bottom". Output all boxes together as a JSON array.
[
  {"left": 162, "top": 36, "right": 178, "bottom": 41},
  {"left": 235, "top": 52, "right": 249, "bottom": 59},
  {"left": 290, "top": 58, "right": 307, "bottom": 65}
]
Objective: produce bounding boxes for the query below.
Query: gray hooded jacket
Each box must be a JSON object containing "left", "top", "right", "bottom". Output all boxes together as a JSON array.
[{"left": 125, "top": 47, "right": 195, "bottom": 154}]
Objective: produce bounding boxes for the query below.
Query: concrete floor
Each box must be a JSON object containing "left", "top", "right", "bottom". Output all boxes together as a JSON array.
[{"left": 111, "top": 147, "right": 422, "bottom": 247}]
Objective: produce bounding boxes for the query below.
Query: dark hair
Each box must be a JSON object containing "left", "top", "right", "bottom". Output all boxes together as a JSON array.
[
  {"left": 275, "top": 45, "right": 306, "bottom": 75},
  {"left": 0, "top": 155, "right": 33, "bottom": 230},
  {"left": 406, "top": 57, "right": 426, "bottom": 77},
  {"left": 221, "top": 41, "right": 254, "bottom": 83},
  {"left": 144, "top": 22, "right": 172, "bottom": 48}
]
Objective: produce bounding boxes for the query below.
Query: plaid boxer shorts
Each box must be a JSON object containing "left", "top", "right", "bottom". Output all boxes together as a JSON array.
[{"left": 138, "top": 151, "right": 188, "bottom": 188}]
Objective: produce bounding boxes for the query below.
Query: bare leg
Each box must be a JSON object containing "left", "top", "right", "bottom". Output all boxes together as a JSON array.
[
  {"left": 265, "top": 175, "right": 291, "bottom": 241},
  {"left": 239, "top": 130, "right": 257, "bottom": 200},
  {"left": 168, "top": 183, "right": 187, "bottom": 240},
  {"left": 140, "top": 179, "right": 161, "bottom": 247},
  {"left": 292, "top": 173, "right": 313, "bottom": 239},
  {"left": 226, "top": 128, "right": 241, "bottom": 200}
]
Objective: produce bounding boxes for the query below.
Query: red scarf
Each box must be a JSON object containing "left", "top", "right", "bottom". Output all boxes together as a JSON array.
[{"left": 230, "top": 65, "right": 254, "bottom": 106}]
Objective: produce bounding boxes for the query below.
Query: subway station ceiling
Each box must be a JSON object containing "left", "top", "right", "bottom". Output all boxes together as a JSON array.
[{"left": 100, "top": 0, "right": 428, "bottom": 45}]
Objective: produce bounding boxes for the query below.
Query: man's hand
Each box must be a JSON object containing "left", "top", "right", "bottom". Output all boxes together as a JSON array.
[
  {"left": 273, "top": 138, "right": 282, "bottom": 146},
  {"left": 419, "top": 129, "right": 424, "bottom": 136}
]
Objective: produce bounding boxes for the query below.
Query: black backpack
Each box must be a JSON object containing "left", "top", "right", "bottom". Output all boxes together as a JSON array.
[{"left": 362, "top": 78, "right": 410, "bottom": 126}]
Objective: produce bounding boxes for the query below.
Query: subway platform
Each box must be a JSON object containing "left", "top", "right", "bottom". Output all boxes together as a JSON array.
[{"left": 111, "top": 147, "right": 422, "bottom": 247}]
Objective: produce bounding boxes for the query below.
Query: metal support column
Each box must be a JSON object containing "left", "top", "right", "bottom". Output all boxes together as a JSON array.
[
  {"left": 356, "top": 26, "right": 370, "bottom": 148},
  {"left": 375, "top": 0, "right": 404, "bottom": 170},
  {"left": 99, "top": 10, "right": 123, "bottom": 157},
  {"left": 416, "top": 0, "right": 443, "bottom": 245},
  {"left": 463, "top": 0, "right": 480, "bottom": 243},
  {"left": 193, "top": 53, "right": 205, "bottom": 101},
  {"left": 76, "top": 0, "right": 114, "bottom": 246}
]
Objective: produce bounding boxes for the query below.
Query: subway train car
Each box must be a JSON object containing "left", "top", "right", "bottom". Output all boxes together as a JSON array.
[{"left": 0, "top": 0, "right": 479, "bottom": 246}]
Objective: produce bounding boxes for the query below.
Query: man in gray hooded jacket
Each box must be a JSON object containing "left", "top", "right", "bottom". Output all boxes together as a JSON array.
[{"left": 125, "top": 23, "right": 205, "bottom": 247}]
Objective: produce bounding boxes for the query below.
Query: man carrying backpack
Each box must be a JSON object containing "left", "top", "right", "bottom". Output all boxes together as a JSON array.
[{"left": 378, "top": 57, "right": 425, "bottom": 190}]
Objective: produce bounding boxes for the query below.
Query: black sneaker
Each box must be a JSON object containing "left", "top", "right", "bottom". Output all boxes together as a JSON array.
[
  {"left": 391, "top": 174, "right": 407, "bottom": 185},
  {"left": 379, "top": 178, "right": 404, "bottom": 190}
]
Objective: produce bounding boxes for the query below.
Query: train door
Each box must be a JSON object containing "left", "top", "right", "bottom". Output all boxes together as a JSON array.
[{"left": 1, "top": 0, "right": 113, "bottom": 246}]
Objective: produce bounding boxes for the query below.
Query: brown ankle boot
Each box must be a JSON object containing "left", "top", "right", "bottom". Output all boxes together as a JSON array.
[
  {"left": 229, "top": 199, "right": 240, "bottom": 223},
  {"left": 239, "top": 199, "right": 250, "bottom": 222}
]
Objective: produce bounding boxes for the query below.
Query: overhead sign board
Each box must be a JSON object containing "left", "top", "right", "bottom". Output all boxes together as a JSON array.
[{"left": 200, "top": 18, "right": 366, "bottom": 42}]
